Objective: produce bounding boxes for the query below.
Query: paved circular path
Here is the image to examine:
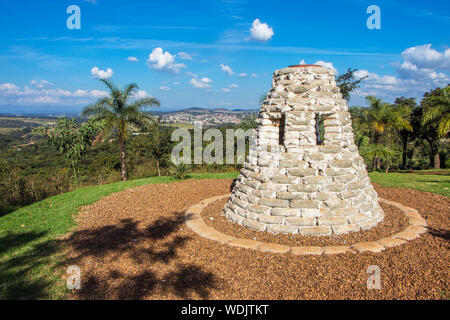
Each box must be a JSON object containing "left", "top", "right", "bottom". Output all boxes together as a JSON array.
[{"left": 185, "top": 195, "right": 428, "bottom": 255}]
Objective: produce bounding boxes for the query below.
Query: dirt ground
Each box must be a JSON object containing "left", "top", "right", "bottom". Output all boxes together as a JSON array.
[{"left": 65, "top": 179, "right": 449, "bottom": 300}]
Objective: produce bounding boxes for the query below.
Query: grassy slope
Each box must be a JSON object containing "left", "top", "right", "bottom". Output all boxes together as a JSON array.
[
  {"left": 0, "top": 170, "right": 448, "bottom": 299},
  {"left": 0, "top": 172, "right": 238, "bottom": 299}
]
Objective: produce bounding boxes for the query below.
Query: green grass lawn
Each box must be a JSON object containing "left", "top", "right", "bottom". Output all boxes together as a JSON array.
[
  {"left": 0, "top": 169, "right": 448, "bottom": 300},
  {"left": 369, "top": 170, "right": 450, "bottom": 197},
  {"left": 0, "top": 172, "right": 238, "bottom": 300}
]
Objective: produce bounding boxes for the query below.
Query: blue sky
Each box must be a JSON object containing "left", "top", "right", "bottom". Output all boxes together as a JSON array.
[{"left": 0, "top": 0, "right": 449, "bottom": 113}]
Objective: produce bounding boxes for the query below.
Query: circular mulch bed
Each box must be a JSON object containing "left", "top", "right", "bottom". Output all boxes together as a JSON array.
[
  {"left": 201, "top": 198, "right": 410, "bottom": 247},
  {"left": 64, "top": 179, "right": 449, "bottom": 300}
]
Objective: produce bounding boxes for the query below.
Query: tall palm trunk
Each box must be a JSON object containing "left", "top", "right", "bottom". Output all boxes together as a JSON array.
[
  {"left": 434, "top": 153, "right": 440, "bottom": 169},
  {"left": 118, "top": 133, "right": 127, "bottom": 181},
  {"left": 156, "top": 159, "right": 161, "bottom": 176},
  {"left": 426, "top": 138, "right": 440, "bottom": 169},
  {"left": 373, "top": 132, "right": 380, "bottom": 171}
]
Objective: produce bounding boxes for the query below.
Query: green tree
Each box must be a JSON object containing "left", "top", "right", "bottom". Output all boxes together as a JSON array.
[
  {"left": 392, "top": 97, "right": 415, "bottom": 169},
  {"left": 365, "top": 96, "right": 414, "bottom": 171},
  {"left": 365, "top": 96, "right": 389, "bottom": 170},
  {"left": 414, "top": 86, "right": 450, "bottom": 168},
  {"left": 33, "top": 118, "right": 103, "bottom": 186},
  {"left": 82, "top": 79, "right": 160, "bottom": 181},
  {"left": 422, "top": 86, "right": 450, "bottom": 138},
  {"left": 336, "top": 68, "right": 367, "bottom": 101},
  {"left": 239, "top": 114, "right": 258, "bottom": 130},
  {"left": 149, "top": 122, "right": 173, "bottom": 176}
]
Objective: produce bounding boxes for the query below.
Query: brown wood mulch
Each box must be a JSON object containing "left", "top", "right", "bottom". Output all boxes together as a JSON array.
[
  {"left": 64, "top": 179, "right": 449, "bottom": 300},
  {"left": 202, "top": 199, "right": 409, "bottom": 247}
]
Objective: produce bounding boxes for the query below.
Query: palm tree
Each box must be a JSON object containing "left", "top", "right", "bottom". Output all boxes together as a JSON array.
[
  {"left": 365, "top": 96, "right": 390, "bottom": 170},
  {"left": 422, "top": 86, "right": 450, "bottom": 138},
  {"left": 82, "top": 79, "right": 160, "bottom": 181},
  {"left": 392, "top": 97, "right": 415, "bottom": 169},
  {"left": 365, "top": 95, "right": 412, "bottom": 171}
]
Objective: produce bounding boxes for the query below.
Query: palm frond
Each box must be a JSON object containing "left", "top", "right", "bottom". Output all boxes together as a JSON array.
[
  {"left": 123, "top": 83, "right": 139, "bottom": 102},
  {"left": 81, "top": 97, "right": 114, "bottom": 118},
  {"left": 127, "top": 111, "right": 156, "bottom": 132},
  {"left": 422, "top": 106, "right": 442, "bottom": 124},
  {"left": 128, "top": 97, "right": 161, "bottom": 110},
  {"left": 438, "top": 112, "right": 450, "bottom": 137},
  {"left": 100, "top": 78, "right": 118, "bottom": 94}
]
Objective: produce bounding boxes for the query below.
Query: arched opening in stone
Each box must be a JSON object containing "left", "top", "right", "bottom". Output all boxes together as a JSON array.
[{"left": 315, "top": 113, "right": 325, "bottom": 145}]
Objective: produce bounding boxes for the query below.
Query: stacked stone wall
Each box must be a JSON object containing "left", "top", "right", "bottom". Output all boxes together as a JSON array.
[{"left": 224, "top": 65, "right": 384, "bottom": 235}]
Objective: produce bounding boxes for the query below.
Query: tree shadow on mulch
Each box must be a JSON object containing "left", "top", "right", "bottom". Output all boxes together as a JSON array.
[
  {"left": 63, "top": 213, "right": 219, "bottom": 299},
  {"left": 0, "top": 231, "right": 61, "bottom": 299},
  {"left": 428, "top": 227, "right": 450, "bottom": 242},
  {"left": 78, "top": 263, "right": 217, "bottom": 300}
]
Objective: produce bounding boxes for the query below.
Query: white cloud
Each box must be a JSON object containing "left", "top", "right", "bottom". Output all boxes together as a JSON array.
[
  {"left": 0, "top": 83, "right": 19, "bottom": 91},
  {"left": 351, "top": 64, "right": 448, "bottom": 106},
  {"left": 314, "top": 60, "right": 337, "bottom": 73},
  {"left": 394, "top": 44, "right": 450, "bottom": 83},
  {"left": 0, "top": 82, "right": 108, "bottom": 105},
  {"left": 229, "top": 84, "right": 238, "bottom": 88},
  {"left": 189, "top": 77, "right": 212, "bottom": 89},
  {"left": 73, "top": 89, "right": 108, "bottom": 98},
  {"left": 18, "top": 96, "right": 60, "bottom": 104},
  {"left": 177, "top": 52, "right": 193, "bottom": 60},
  {"left": 159, "top": 86, "right": 171, "bottom": 91},
  {"left": 147, "top": 47, "right": 186, "bottom": 74},
  {"left": 250, "top": 73, "right": 259, "bottom": 78},
  {"left": 398, "top": 60, "right": 449, "bottom": 82},
  {"left": 30, "top": 80, "right": 53, "bottom": 88},
  {"left": 354, "top": 69, "right": 372, "bottom": 79},
  {"left": 298, "top": 60, "right": 337, "bottom": 72},
  {"left": 90, "top": 66, "right": 114, "bottom": 79},
  {"left": 220, "top": 64, "right": 234, "bottom": 76},
  {"left": 401, "top": 44, "right": 450, "bottom": 70},
  {"left": 239, "top": 73, "right": 247, "bottom": 78},
  {"left": 248, "top": 19, "right": 274, "bottom": 42},
  {"left": 221, "top": 88, "right": 231, "bottom": 93},
  {"left": 127, "top": 56, "right": 139, "bottom": 62},
  {"left": 132, "top": 90, "right": 152, "bottom": 99},
  {"left": 173, "top": 82, "right": 180, "bottom": 85}
]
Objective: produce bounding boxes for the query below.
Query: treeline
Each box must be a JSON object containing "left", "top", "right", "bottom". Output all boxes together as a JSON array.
[{"left": 350, "top": 86, "right": 449, "bottom": 171}]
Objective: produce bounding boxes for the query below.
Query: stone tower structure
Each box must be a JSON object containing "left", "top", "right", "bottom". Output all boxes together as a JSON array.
[{"left": 223, "top": 65, "right": 384, "bottom": 236}]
